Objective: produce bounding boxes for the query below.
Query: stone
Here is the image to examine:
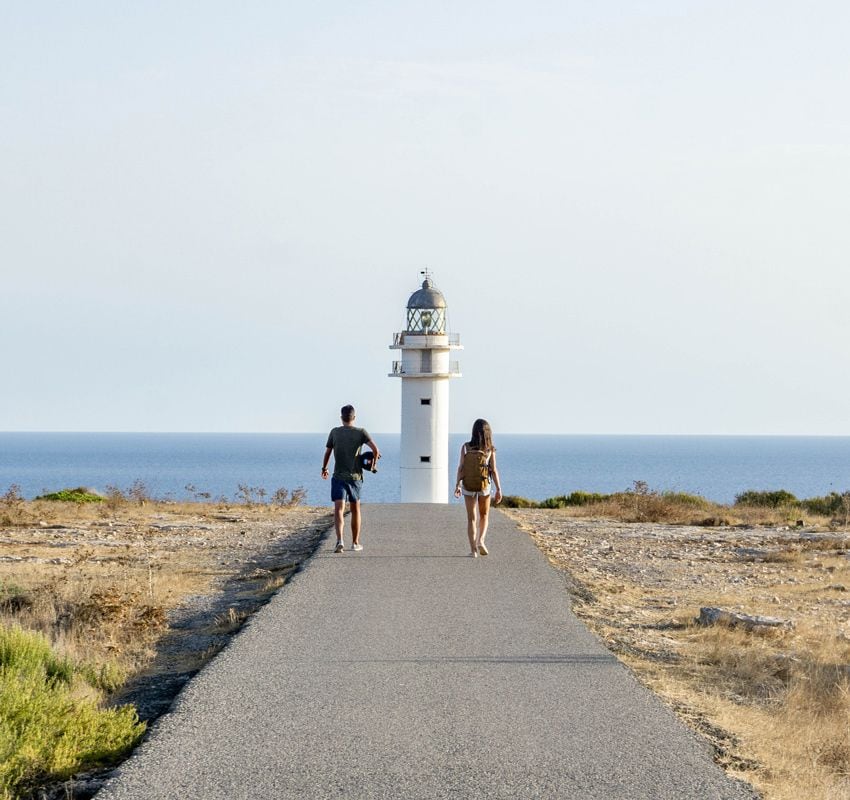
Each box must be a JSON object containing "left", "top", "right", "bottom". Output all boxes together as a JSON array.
[{"left": 698, "top": 606, "right": 793, "bottom": 631}]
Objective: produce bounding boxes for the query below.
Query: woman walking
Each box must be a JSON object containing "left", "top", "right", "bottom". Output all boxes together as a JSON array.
[{"left": 454, "top": 418, "right": 503, "bottom": 557}]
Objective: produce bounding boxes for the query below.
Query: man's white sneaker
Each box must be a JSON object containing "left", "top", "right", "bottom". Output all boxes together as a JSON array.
[
  {"left": 334, "top": 541, "right": 344, "bottom": 553},
  {"left": 352, "top": 543, "right": 363, "bottom": 551}
]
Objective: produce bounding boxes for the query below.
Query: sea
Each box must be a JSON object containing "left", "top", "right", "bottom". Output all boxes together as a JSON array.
[{"left": 2, "top": 433, "right": 849, "bottom": 507}]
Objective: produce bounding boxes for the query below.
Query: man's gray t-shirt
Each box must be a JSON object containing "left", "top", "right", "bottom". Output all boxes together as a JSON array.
[{"left": 326, "top": 426, "right": 371, "bottom": 480}]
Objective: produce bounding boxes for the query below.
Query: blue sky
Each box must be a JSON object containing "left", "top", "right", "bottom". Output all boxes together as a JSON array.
[{"left": 3, "top": 2, "right": 849, "bottom": 434}]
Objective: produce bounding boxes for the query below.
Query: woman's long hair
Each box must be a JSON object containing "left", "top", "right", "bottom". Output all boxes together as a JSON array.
[{"left": 468, "top": 418, "right": 494, "bottom": 452}]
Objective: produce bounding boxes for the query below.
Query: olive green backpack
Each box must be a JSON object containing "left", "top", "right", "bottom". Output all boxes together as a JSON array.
[{"left": 462, "top": 448, "right": 489, "bottom": 492}]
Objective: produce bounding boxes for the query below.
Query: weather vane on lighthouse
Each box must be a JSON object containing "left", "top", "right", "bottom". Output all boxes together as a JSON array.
[{"left": 389, "top": 274, "right": 462, "bottom": 503}]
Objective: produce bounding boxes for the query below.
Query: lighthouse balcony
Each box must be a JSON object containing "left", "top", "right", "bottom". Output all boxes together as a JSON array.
[
  {"left": 389, "top": 360, "right": 462, "bottom": 378},
  {"left": 390, "top": 332, "right": 462, "bottom": 350}
]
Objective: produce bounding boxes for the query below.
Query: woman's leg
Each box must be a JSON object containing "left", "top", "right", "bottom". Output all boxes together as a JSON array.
[
  {"left": 464, "top": 495, "right": 478, "bottom": 555},
  {"left": 477, "top": 494, "right": 492, "bottom": 552}
]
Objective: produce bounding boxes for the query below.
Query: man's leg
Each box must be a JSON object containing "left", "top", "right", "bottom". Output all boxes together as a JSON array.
[
  {"left": 350, "top": 501, "right": 361, "bottom": 545},
  {"left": 334, "top": 499, "right": 346, "bottom": 546}
]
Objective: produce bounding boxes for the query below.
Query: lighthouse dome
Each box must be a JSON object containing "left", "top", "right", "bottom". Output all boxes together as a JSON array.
[
  {"left": 405, "top": 278, "right": 447, "bottom": 334},
  {"left": 407, "top": 279, "right": 447, "bottom": 310}
]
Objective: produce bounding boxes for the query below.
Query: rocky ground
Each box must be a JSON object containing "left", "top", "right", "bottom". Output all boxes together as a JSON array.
[
  {"left": 6, "top": 502, "right": 849, "bottom": 799},
  {"left": 0, "top": 502, "right": 333, "bottom": 799},
  {"left": 506, "top": 509, "right": 850, "bottom": 800}
]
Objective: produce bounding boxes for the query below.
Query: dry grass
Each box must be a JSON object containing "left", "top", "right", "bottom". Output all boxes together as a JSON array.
[
  {"left": 504, "top": 484, "right": 845, "bottom": 529},
  {"left": 0, "top": 494, "right": 330, "bottom": 797},
  {"left": 641, "top": 623, "right": 850, "bottom": 799},
  {"left": 0, "top": 491, "right": 331, "bottom": 797},
  {"left": 508, "top": 508, "right": 850, "bottom": 800},
  {"left": 551, "top": 495, "right": 834, "bottom": 529},
  {"left": 0, "top": 497, "right": 329, "bottom": 697}
]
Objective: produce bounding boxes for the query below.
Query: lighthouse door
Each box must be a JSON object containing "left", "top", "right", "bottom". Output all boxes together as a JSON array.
[{"left": 421, "top": 350, "right": 432, "bottom": 373}]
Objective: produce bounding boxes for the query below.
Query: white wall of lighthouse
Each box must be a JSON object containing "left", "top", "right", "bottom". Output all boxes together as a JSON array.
[{"left": 390, "top": 278, "right": 461, "bottom": 504}]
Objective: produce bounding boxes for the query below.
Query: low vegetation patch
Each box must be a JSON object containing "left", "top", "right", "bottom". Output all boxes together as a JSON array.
[
  {"left": 734, "top": 490, "right": 799, "bottom": 508},
  {"left": 0, "top": 484, "right": 329, "bottom": 798},
  {"left": 35, "top": 487, "right": 104, "bottom": 503},
  {"left": 503, "top": 482, "right": 849, "bottom": 528},
  {"left": 0, "top": 624, "right": 144, "bottom": 799}
]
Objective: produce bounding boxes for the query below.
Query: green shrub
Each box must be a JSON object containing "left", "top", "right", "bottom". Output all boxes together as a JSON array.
[
  {"left": 538, "top": 496, "right": 567, "bottom": 509},
  {"left": 500, "top": 495, "right": 537, "bottom": 508},
  {"left": 734, "top": 490, "right": 799, "bottom": 508},
  {"left": 563, "top": 491, "right": 610, "bottom": 506},
  {"left": 0, "top": 626, "right": 74, "bottom": 686},
  {"left": 501, "top": 491, "right": 611, "bottom": 509},
  {"left": 35, "top": 487, "right": 103, "bottom": 504},
  {"left": 661, "top": 491, "right": 710, "bottom": 508},
  {"left": 538, "top": 493, "right": 610, "bottom": 508},
  {"left": 0, "top": 625, "right": 144, "bottom": 799},
  {"left": 800, "top": 492, "right": 846, "bottom": 517}
]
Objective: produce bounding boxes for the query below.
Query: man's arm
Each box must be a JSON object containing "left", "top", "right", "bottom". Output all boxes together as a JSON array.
[
  {"left": 321, "top": 446, "right": 332, "bottom": 479},
  {"left": 366, "top": 439, "right": 381, "bottom": 462}
]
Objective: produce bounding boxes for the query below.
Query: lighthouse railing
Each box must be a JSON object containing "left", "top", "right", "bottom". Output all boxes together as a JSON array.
[
  {"left": 390, "top": 361, "right": 461, "bottom": 376},
  {"left": 392, "top": 332, "right": 462, "bottom": 347}
]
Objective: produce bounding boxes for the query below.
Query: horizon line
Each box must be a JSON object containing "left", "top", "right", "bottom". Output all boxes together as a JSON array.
[{"left": 2, "top": 431, "right": 850, "bottom": 438}]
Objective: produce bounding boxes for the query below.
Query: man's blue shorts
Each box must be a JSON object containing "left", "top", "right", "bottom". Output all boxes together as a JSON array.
[{"left": 331, "top": 477, "right": 362, "bottom": 503}]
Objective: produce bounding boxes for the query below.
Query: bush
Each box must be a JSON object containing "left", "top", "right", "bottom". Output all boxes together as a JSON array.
[
  {"left": 563, "top": 491, "right": 610, "bottom": 506},
  {"left": 735, "top": 490, "right": 799, "bottom": 508},
  {"left": 538, "top": 496, "right": 568, "bottom": 509},
  {"left": 500, "top": 495, "right": 537, "bottom": 508},
  {"left": 35, "top": 487, "right": 104, "bottom": 504},
  {"left": 800, "top": 492, "right": 846, "bottom": 517},
  {"left": 501, "top": 492, "right": 610, "bottom": 509},
  {"left": 661, "top": 491, "right": 710, "bottom": 508},
  {"left": 0, "top": 625, "right": 145, "bottom": 798},
  {"left": 0, "top": 624, "right": 73, "bottom": 685}
]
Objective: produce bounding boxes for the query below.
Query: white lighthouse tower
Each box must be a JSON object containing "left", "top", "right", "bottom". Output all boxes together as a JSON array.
[{"left": 389, "top": 273, "right": 462, "bottom": 503}]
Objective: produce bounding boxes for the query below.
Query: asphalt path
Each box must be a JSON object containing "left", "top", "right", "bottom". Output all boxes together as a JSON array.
[{"left": 98, "top": 504, "right": 756, "bottom": 799}]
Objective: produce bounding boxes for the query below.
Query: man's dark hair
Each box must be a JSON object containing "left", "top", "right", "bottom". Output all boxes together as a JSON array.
[{"left": 340, "top": 404, "right": 356, "bottom": 422}]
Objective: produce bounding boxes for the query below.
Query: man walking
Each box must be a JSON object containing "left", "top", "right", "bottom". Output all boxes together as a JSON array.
[{"left": 321, "top": 405, "right": 380, "bottom": 553}]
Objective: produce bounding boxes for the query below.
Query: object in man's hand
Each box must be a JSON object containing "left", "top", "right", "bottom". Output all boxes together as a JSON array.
[{"left": 359, "top": 452, "right": 378, "bottom": 474}]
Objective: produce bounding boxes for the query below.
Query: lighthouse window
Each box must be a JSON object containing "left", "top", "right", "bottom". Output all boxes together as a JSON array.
[
  {"left": 420, "top": 456, "right": 431, "bottom": 463},
  {"left": 420, "top": 398, "right": 431, "bottom": 405}
]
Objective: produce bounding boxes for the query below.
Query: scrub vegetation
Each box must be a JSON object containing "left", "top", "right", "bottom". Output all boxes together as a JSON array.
[
  {"left": 0, "top": 625, "right": 144, "bottom": 799},
  {"left": 502, "top": 482, "right": 850, "bottom": 528},
  {"left": 509, "top": 503, "right": 850, "bottom": 800},
  {"left": 34, "top": 487, "right": 104, "bottom": 504},
  {"left": 0, "top": 482, "right": 325, "bottom": 799}
]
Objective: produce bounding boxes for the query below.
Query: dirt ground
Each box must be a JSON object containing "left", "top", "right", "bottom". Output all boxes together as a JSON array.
[
  {"left": 5, "top": 499, "right": 850, "bottom": 798},
  {"left": 1, "top": 500, "right": 335, "bottom": 798},
  {"left": 506, "top": 508, "right": 850, "bottom": 800},
  {"left": 0, "top": 501, "right": 333, "bottom": 717}
]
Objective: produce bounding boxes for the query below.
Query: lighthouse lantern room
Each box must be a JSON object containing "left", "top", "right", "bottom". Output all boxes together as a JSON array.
[{"left": 389, "top": 273, "right": 462, "bottom": 503}]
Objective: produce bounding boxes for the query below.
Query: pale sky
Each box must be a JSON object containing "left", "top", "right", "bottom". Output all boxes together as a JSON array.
[{"left": 2, "top": 2, "right": 849, "bottom": 434}]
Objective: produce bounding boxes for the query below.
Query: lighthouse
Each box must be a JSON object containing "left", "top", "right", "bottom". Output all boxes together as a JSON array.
[{"left": 389, "top": 274, "right": 462, "bottom": 503}]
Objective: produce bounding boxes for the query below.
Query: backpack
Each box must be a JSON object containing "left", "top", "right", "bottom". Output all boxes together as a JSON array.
[{"left": 462, "top": 448, "right": 490, "bottom": 492}]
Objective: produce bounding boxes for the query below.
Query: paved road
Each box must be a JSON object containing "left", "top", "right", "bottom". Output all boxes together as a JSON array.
[{"left": 98, "top": 504, "right": 755, "bottom": 799}]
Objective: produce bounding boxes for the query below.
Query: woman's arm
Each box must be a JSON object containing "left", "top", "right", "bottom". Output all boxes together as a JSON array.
[
  {"left": 489, "top": 450, "right": 503, "bottom": 505},
  {"left": 453, "top": 444, "right": 466, "bottom": 497}
]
